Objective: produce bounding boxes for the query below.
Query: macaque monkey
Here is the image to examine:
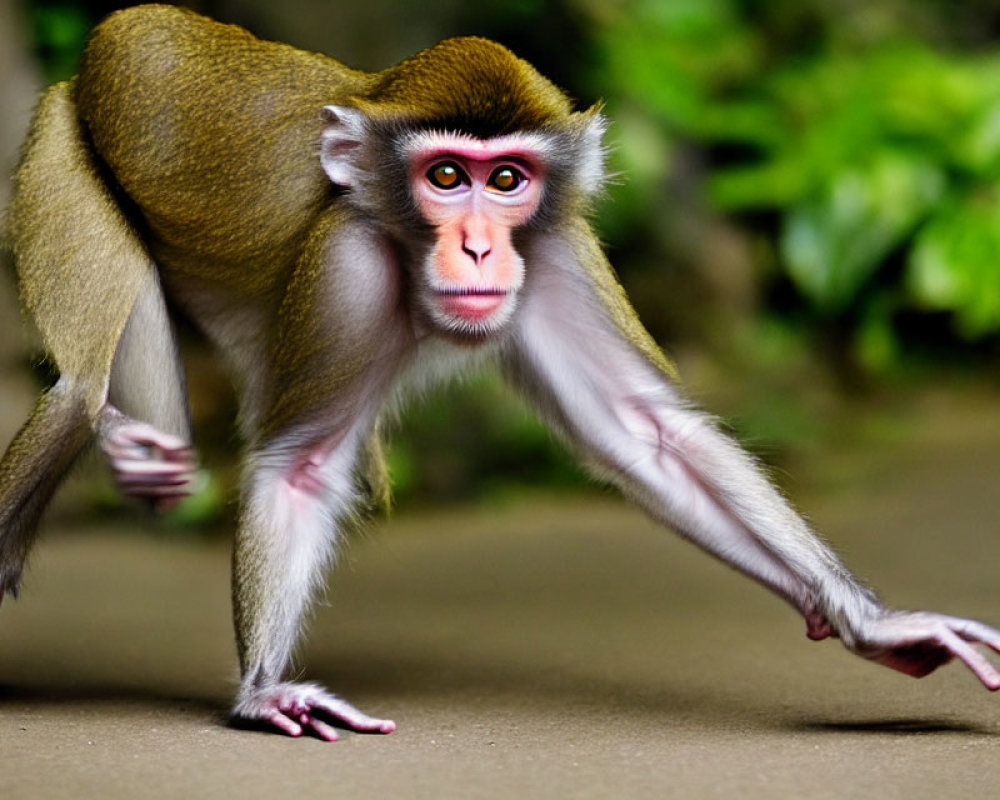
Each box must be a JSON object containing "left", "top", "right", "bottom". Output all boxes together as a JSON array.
[{"left": 2, "top": 4, "right": 998, "bottom": 741}]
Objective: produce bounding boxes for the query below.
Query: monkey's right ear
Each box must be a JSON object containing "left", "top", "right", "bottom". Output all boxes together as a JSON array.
[{"left": 319, "top": 105, "right": 368, "bottom": 188}]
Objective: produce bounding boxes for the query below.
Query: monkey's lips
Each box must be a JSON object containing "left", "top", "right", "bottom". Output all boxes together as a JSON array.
[{"left": 436, "top": 289, "right": 508, "bottom": 321}]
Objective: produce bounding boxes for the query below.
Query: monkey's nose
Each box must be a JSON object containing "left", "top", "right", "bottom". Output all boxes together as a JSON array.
[{"left": 462, "top": 237, "right": 492, "bottom": 265}]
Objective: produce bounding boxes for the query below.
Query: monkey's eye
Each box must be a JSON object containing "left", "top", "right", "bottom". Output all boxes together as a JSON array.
[
  {"left": 487, "top": 166, "right": 525, "bottom": 193},
  {"left": 427, "top": 162, "right": 467, "bottom": 190}
]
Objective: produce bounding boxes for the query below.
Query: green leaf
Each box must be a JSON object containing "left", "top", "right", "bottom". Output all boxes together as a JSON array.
[
  {"left": 780, "top": 152, "right": 944, "bottom": 312},
  {"left": 908, "top": 191, "right": 1000, "bottom": 339}
]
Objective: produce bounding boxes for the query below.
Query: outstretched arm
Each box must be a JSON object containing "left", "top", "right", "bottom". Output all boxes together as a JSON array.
[{"left": 504, "top": 224, "right": 1000, "bottom": 688}]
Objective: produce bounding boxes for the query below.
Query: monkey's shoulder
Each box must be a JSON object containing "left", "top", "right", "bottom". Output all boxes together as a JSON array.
[
  {"left": 68, "top": 4, "right": 361, "bottom": 249},
  {"left": 75, "top": 5, "right": 365, "bottom": 133}
]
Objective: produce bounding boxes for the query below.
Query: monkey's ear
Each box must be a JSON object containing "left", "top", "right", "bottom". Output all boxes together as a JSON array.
[
  {"left": 572, "top": 106, "right": 609, "bottom": 195},
  {"left": 320, "top": 105, "right": 368, "bottom": 188}
]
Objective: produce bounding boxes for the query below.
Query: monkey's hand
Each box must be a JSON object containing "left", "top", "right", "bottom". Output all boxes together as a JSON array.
[
  {"left": 830, "top": 609, "right": 1000, "bottom": 689},
  {"left": 231, "top": 682, "right": 396, "bottom": 741},
  {"left": 99, "top": 411, "right": 198, "bottom": 512}
]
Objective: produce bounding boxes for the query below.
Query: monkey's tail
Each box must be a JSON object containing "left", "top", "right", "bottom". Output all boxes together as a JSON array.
[{"left": 0, "top": 378, "right": 90, "bottom": 599}]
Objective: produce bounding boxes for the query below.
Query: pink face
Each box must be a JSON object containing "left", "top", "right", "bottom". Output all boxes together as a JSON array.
[{"left": 408, "top": 134, "right": 546, "bottom": 334}]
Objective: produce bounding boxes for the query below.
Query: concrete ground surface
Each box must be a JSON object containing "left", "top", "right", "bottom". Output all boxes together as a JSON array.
[{"left": 2, "top": 386, "right": 1000, "bottom": 798}]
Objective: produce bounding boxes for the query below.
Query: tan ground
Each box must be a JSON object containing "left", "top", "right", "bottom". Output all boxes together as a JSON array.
[{"left": 2, "top": 385, "right": 1000, "bottom": 798}]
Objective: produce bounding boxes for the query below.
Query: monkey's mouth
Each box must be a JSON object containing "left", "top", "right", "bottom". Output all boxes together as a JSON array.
[{"left": 436, "top": 288, "right": 509, "bottom": 322}]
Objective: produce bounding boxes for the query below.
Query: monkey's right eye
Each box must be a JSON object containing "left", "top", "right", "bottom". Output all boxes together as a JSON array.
[{"left": 427, "top": 162, "right": 466, "bottom": 190}]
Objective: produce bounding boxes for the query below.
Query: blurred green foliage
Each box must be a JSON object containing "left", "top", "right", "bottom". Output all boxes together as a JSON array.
[
  {"left": 26, "top": 0, "right": 1000, "bottom": 367},
  {"left": 17, "top": 0, "right": 1000, "bottom": 507},
  {"left": 27, "top": 0, "right": 93, "bottom": 82},
  {"left": 589, "top": 0, "right": 1000, "bottom": 368},
  {"left": 386, "top": 373, "right": 588, "bottom": 501}
]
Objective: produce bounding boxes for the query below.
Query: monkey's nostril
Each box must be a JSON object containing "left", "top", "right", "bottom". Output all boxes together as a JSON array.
[{"left": 462, "top": 240, "right": 492, "bottom": 265}]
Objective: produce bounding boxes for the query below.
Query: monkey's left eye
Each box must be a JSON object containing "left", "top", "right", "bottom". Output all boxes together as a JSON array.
[
  {"left": 427, "top": 162, "right": 467, "bottom": 190},
  {"left": 487, "top": 166, "right": 526, "bottom": 193}
]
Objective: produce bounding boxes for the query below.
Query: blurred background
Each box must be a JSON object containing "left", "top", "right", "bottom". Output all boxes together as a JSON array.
[{"left": 3, "top": 0, "right": 1000, "bottom": 525}]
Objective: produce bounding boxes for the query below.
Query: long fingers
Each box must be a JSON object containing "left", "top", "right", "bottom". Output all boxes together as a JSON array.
[
  {"left": 860, "top": 611, "right": 1000, "bottom": 689},
  {"left": 265, "top": 705, "right": 343, "bottom": 741},
  {"left": 107, "top": 422, "right": 190, "bottom": 457},
  {"left": 266, "top": 709, "right": 306, "bottom": 738},
  {"left": 273, "top": 694, "right": 394, "bottom": 740},
  {"left": 951, "top": 618, "right": 1000, "bottom": 654},
  {"left": 311, "top": 694, "right": 397, "bottom": 733},
  {"left": 934, "top": 616, "right": 1000, "bottom": 689},
  {"left": 936, "top": 626, "right": 1000, "bottom": 690},
  {"left": 305, "top": 716, "right": 342, "bottom": 742},
  {"left": 103, "top": 419, "right": 201, "bottom": 508}
]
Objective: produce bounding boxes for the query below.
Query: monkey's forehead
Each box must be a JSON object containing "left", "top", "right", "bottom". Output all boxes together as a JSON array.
[{"left": 397, "top": 130, "right": 557, "bottom": 164}]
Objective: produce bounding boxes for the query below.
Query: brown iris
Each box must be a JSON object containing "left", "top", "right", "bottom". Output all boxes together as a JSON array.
[
  {"left": 488, "top": 166, "right": 524, "bottom": 192},
  {"left": 427, "top": 162, "right": 465, "bottom": 190}
]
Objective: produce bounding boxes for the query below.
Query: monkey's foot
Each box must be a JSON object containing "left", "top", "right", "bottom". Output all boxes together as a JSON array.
[
  {"left": 231, "top": 682, "right": 396, "bottom": 741},
  {"left": 100, "top": 414, "right": 198, "bottom": 512}
]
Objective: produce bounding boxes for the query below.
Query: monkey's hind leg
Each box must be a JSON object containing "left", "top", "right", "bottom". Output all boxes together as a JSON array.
[
  {"left": 15, "top": 80, "right": 197, "bottom": 505},
  {"left": 0, "top": 380, "right": 90, "bottom": 600},
  {"left": 0, "top": 80, "right": 197, "bottom": 598},
  {"left": 0, "top": 278, "right": 197, "bottom": 601}
]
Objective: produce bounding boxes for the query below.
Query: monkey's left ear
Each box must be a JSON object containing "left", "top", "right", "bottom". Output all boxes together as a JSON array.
[
  {"left": 571, "top": 106, "right": 609, "bottom": 195},
  {"left": 320, "top": 105, "right": 368, "bottom": 188}
]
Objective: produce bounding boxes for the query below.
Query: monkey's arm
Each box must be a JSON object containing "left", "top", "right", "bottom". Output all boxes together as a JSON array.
[
  {"left": 230, "top": 427, "right": 397, "bottom": 740},
  {"left": 228, "top": 212, "right": 406, "bottom": 740},
  {"left": 505, "top": 227, "right": 1000, "bottom": 688}
]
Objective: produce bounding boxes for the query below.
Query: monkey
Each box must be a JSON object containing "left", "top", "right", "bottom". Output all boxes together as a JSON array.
[{"left": 1, "top": 4, "right": 999, "bottom": 742}]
